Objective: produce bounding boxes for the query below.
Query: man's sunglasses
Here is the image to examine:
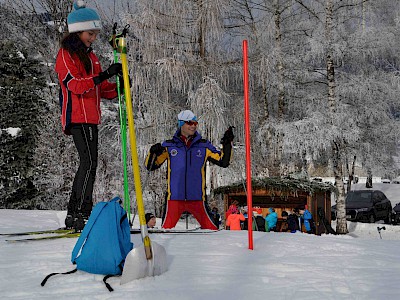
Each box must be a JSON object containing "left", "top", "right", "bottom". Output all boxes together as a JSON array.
[{"left": 185, "top": 120, "right": 198, "bottom": 126}]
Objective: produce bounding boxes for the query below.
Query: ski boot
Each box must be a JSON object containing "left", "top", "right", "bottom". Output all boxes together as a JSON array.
[
  {"left": 65, "top": 213, "right": 75, "bottom": 229},
  {"left": 73, "top": 213, "right": 89, "bottom": 232}
]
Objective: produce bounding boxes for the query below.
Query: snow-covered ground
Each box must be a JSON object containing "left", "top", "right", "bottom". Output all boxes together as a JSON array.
[{"left": 1, "top": 209, "right": 400, "bottom": 300}]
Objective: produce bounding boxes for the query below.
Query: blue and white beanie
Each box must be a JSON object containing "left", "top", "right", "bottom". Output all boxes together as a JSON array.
[
  {"left": 67, "top": 1, "right": 102, "bottom": 33},
  {"left": 177, "top": 110, "right": 197, "bottom": 128}
]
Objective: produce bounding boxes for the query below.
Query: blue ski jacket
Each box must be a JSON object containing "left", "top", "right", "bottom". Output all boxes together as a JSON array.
[
  {"left": 265, "top": 208, "right": 278, "bottom": 230},
  {"left": 302, "top": 209, "right": 313, "bottom": 232},
  {"left": 145, "top": 130, "right": 232, "bottom": 201}
]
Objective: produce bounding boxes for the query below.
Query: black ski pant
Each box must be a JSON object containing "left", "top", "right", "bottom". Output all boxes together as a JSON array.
[{"left": 67, "top": 124, "right": 98, "bottom": 218}]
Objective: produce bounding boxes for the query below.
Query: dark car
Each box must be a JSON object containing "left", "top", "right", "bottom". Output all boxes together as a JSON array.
[
  {"left": 331, "top": 190, "right": 392, "bottom": 224},
  {"left": 392, "top": 203, "right": 400, "bottom": 224}
]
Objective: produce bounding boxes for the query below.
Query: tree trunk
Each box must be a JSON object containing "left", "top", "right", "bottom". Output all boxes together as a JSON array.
[
  {"left": 274, "top": 0, "right": 285, "bottom": 118},
  {"left": 326, "top": 0, "right": 336, "bottom": 114},
  {"left": 198, "top": 19, "right": 206, "bottom": 58},
  {"left": 347, "top": 155, "right": 356, "bottom": 193},
  {"left": 263, "top": 79, "right": 269, "bottom": 120},
  {"left": 325, "top": 0, "right": 347, "bottom": 234},
  {"left": 361, "top": 0, "right": 366, "bottom": 32},
  {"left": 333, "top": 140, "right": 348, "bottom": 234},
  {"left": 273, "top": 0, "right": 285, "bottom": 175}
]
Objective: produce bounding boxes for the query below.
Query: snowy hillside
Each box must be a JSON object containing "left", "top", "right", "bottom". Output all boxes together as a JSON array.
[{"left": 1, "top": 209, "right": 400, "bottom": 300}]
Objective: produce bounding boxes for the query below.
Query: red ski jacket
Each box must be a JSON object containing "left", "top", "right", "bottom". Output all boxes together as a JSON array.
[
  {"left": 226, "top": 213, "right": 245, "bottom": 230},
  {"left": 55, "top": 48, "right": 117, "bottom": 134}
]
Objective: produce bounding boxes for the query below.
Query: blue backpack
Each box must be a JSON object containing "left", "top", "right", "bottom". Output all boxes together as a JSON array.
[
  {"left": 41, "top": 197, "right": 133, "bottom": 292},
  {"left": 71, "top": 197, "right": 133, "bottom": 275}
]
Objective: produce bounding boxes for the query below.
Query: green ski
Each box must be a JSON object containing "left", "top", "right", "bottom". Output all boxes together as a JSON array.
[
  {"left": 6, "top": 232, "right": 81, "bottom": 242},
  {"left": 0, "top": 228, "right": 73, "bottom": 237}
]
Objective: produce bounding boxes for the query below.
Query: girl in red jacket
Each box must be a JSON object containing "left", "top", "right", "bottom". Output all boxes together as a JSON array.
[{"left": 55, "top": 1, "right": 122, "bottom": 230}]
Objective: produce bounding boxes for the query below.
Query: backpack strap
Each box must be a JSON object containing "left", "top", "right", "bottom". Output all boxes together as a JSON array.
[
  {"left": 103, "top": 260, "right": 125, "bottom": 292},
  {"left": 103, "top": 275, "right": 117, "bottom": 292},
  {"left": 71, "top": 201, "right": 109, "bottom": 263},
  {"left": 41, "top": 268, "right": 77, "bottom": 286},
  {"left": 120, "top": 212, "right": 127, "bottom": 224}
]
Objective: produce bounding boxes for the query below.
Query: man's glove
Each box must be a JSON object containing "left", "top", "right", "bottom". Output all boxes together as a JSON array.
[
  {"left": 150, "top": 143, "right": 165, "bottom": 156},
  {"left": 221, "top": 126, "right": 235, "bottom": 144},
  {"left": 93, "top": 63, "right": 122, "bottom": 85}
]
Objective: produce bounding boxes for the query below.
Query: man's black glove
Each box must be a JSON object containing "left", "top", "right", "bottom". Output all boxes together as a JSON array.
[
  {"left": 93, "top": 63, "right": 122, "bottom": 85},
  {"left": 150, "top": 143, "right": 165, "bottom": 156},
  {"left": 221, "top": 126, "right": 235, "bottom": 144}
]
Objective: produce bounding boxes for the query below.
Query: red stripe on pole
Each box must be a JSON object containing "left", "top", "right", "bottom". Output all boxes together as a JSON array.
[{"left": 243, "top": 40, "right": 253, "bottom": 250}]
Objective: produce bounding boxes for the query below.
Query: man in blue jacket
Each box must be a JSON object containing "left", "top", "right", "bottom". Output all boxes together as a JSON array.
[{"left": 145, "top": 110, "right": 233, "bottom": 229}]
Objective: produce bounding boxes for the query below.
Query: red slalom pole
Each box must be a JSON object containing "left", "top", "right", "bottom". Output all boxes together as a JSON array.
[{"left": 243, "top": 40, "right": 253, "bottom": 250}]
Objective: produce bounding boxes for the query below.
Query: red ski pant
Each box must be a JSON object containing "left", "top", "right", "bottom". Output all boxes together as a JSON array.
[{"left": 162, "top": 200, "right": 217, "bottom": 230}]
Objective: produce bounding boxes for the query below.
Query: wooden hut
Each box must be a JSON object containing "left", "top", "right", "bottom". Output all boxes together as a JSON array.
[{"left": 213, "top": 177, "right": 336, "bottom": 235}]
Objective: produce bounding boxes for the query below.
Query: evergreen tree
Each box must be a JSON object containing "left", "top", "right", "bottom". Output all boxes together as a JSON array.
[{"left": 0, "top": 41, "right": 46, "bottom": 208}]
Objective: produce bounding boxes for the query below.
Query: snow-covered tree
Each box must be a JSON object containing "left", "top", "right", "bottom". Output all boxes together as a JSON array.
[
  {"left": 0, "top": 41, "right": 46, "bottom": 208},
  {"left": 1, "top": 0, "right": 399, "bottom": 218}
]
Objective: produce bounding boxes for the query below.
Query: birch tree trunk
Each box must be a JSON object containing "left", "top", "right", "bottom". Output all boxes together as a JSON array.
[
  {"left": 333, "top": 140, "right": 348, "bottom": 233},
  {"left": 274, "top": 0, "right": 285, "bottom": 118},
  {"left": 346, "top": 155, "right": 356, "bottom": 193},
  {"left": 325, "top": 0, "right": 348, "bottom": 234},
  {"left": 325, "top": 0, "right": 336, "bottom": 114},
  {"left": 273, "top": 0, "right": 286, "bottom": 175}
]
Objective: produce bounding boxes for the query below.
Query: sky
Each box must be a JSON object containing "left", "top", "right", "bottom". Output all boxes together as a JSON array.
[{"left": 1, "top": 192, "right": 400, "bottom": 300}]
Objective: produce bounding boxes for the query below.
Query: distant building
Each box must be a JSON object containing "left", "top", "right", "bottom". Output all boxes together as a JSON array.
[{"left": 214, "top": 177, "right": 336, "bottom": 235}]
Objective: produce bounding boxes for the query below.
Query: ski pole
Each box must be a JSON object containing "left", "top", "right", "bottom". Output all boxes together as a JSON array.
[
  {"left": 377, "top": 226, "right": 385, "bottom": 239},
  {"left": 110, "top": 23, "right": 131, "bottom": 221},
  {"left": 117, "top": 33, "right": 153, "bottom": 260}
]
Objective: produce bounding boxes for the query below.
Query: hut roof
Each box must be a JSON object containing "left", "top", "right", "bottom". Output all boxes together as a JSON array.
[{"left": 214, "top": 176, "right": 337, "bottom": 196}]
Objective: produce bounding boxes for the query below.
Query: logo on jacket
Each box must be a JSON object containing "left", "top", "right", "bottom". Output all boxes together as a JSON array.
[
  {"left": 196, "top": 150, "right": 202, "bottom": 157},
  {"left": 171, "top": 149, "right": 178, "bottom": 157}
]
